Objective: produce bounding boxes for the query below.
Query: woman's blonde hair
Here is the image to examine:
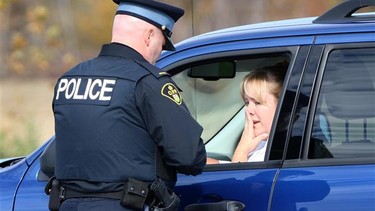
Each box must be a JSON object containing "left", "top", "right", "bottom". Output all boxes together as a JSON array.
[{"left": 240, "top": 61, "right": 288, "bottom": 104}]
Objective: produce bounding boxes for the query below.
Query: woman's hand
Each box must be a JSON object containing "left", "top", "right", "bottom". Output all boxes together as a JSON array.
[{"left": 232, "top": 107, "right": 268, "bottom": 163}]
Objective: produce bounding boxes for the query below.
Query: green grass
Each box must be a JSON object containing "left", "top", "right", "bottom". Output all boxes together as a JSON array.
[{"left": 0, "top": 121, "right": 39, "bottom": 158}]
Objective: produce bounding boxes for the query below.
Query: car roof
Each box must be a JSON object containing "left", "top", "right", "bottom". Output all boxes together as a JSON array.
[
  {"left": 167, "top": 14, "right": 374, "bottom": 54},
  {"left": 160, "top": 0, "right": 375, "bottom": 61}
]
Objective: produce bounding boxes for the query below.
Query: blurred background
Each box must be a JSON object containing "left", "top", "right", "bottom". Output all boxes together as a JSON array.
[{"left": 0, "top": 0, "right": 343, "bottom": 158}]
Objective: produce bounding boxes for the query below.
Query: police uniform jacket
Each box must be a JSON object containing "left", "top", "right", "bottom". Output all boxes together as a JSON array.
[{"left": 53, "top": 43, "right": 206, "bottom": 192}]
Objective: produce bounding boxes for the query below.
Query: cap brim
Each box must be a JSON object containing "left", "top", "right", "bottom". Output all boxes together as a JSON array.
[{"left": 162, "top": 32, "right": 175, "bottom": 51}]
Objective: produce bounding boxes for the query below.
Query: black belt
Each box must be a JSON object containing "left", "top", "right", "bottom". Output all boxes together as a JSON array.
[{"left": 60, "top": 187, "right": 123, "bottom": 200}]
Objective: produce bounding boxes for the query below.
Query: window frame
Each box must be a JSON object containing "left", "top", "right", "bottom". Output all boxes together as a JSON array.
[
  {"left": 301, "top": 42, "right": 375, "bottom": 166},
  {"left": 162, "top": 45, "right": 308, "bottom": 170}
]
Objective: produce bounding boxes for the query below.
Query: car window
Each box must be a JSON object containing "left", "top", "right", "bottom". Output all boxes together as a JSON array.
[
  {"left": 172, "top": 54, "right": 290, "bottom": 145},
  {"left": 173, "top": 66, "right": 245, "bottom": 143},
  {"left": 311, "top": 47, "right": 375, "bottom": 159}
]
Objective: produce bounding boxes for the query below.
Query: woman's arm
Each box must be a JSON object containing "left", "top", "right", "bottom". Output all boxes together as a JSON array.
[{"left": 206, "top": 157, "right": 220, "bottom": 164}]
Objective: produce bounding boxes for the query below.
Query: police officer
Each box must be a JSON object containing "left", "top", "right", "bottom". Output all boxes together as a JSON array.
[{"left": 52, "top": 0, "right": 206, "bottom": 210}]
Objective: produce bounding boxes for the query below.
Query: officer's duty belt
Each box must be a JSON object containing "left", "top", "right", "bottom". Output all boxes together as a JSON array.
[{"left": 60, "top": 187, "right": 123, "bottom": 200}]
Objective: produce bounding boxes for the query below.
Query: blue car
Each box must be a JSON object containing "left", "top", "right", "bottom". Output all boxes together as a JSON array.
[{"left": 1, "top": 1, "right": 375, "bottom": 210}]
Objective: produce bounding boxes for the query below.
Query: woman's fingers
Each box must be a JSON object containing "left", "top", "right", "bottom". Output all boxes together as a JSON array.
[{"left": 243, "top": 108, "right": 254, "bottom": 137}]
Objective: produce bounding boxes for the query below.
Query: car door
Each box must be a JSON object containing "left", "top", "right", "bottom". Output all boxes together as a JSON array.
[
  {"left": 270, "top": 33, "right": 375, "bottom": 210},
  {"left": 160, "top": 36, "right": 314, "bottom": 210}
]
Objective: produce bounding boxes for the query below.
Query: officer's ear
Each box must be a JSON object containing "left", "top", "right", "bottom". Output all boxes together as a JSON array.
[{"left": 145, "top": 28, "right": 154, "bottom": 47}]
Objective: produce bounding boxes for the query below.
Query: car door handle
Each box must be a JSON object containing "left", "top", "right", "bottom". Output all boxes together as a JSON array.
[{"left": 184, "top": 200, "right": 246, "bottom": 211}]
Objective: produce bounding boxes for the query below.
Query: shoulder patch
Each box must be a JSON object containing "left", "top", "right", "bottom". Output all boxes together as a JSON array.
[{"left": 161, "top": 83, "right": 182, "bottom": 105}]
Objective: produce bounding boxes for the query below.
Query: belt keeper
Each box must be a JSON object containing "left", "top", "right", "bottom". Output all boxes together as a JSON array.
[{"left": 59, "top": 187, "right": 65, "bottom": 201}]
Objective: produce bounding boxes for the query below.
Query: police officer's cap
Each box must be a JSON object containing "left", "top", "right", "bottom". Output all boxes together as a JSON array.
[{"left": 113, "top": 0, "right": 184, "bottom": 51}]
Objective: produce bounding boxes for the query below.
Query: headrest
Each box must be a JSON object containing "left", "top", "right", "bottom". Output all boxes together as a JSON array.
[{"left": 323, "top": 53, "right": 375, "bottom": 120}]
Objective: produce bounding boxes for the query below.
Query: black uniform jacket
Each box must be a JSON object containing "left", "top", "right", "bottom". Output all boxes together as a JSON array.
[{"left": 53, "top": 43, "right": 206, "bottom": 192}]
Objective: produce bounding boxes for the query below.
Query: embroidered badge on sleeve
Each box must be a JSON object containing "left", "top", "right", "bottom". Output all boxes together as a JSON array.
[{"left": 161, "top": 83, "right": 182, "bottom": 105}]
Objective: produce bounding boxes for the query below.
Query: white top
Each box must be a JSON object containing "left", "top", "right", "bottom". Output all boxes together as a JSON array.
[{"left": 247, "top": 140, "right": 267, "bottom": 162}]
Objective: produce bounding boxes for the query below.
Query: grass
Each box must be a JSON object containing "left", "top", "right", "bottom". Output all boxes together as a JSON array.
[
  {"left": 0, "top": 120, "right": 39, "bottom": 157},
  {"left": 0, "top": 78, "right": 55, "bottom": 158}
]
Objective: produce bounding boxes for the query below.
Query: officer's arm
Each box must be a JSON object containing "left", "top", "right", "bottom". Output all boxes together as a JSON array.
[{"left": 135, "top": 77, "right": 206, "bottom": 175}]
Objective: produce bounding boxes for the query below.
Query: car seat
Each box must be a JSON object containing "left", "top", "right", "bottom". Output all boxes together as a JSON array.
[{"left": 322, "top": 51, "right": 375, "bottom": 158}]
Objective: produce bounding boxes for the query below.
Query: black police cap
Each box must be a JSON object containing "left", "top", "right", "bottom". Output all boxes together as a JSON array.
[{"left": 113, "top": 0, "right": 185, "bottom": 51}]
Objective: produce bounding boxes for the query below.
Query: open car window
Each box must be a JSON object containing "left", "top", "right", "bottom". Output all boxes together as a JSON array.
[{"left": 172, "top": 53, "right": 291, "bottom": 162}]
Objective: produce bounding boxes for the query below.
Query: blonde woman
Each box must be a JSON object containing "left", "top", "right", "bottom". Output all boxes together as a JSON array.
[{"left": 207, "top": 61, "right": 288, "bottom": 164}]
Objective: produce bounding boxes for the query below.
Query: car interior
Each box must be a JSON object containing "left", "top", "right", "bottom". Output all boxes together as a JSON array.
[
  {"left": 312, "top": 48, "right": 375, "bottom": 159},
  {"left": 176, "top": 54, "right": 291, "bottom": 162}
]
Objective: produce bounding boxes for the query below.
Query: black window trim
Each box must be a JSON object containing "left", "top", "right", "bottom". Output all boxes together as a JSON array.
[{"left": 268, "top": 45, "right": 312, "bottom": 162}]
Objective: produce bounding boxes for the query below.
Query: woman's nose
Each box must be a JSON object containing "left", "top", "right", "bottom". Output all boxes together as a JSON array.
[{"left": 247, "top": 102, "right": 255, "bottom": 114}]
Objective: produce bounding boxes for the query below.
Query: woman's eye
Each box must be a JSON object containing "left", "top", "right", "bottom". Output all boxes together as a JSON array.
[
  {"left": 254, "top": 100, "right": 261, "bottom": 105},
  {"left": 244, "top": 101, "right": 249, "bottom": 106}
]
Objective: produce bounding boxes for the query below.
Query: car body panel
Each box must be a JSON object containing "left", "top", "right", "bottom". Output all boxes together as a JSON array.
[
  {"left": 161, "top": 19, "right": 375, "bottom": 61},
  {"left": 0, "top": 138, "right": 51, "bottom": 211},
  {"left": 14, "top": 138, "right": 53, "bottom": 210},
  {"left": 0, "top": 159, "right": 28, "bottom": 211},
  {"left": 14, "top": 158, "right": 48, "bottom": 211},
  {"left": 315, "top": 31, "right": 375, "bottom": 44},
  {"left": 271, "top": 164, "right": 375, "bottom": 211},
  {"left": 176, "top": 167, "right": 280, "bottom": 211}
]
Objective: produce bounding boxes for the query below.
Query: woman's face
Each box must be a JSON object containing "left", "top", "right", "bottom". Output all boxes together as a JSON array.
[{"left": 244, "top": 83, "right": 278, "bottom": 137}]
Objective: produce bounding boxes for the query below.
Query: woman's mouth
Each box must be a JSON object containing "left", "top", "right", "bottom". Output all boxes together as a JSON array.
[{"left": 253, "top": 120, "right": 260, "bottom": 125}]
